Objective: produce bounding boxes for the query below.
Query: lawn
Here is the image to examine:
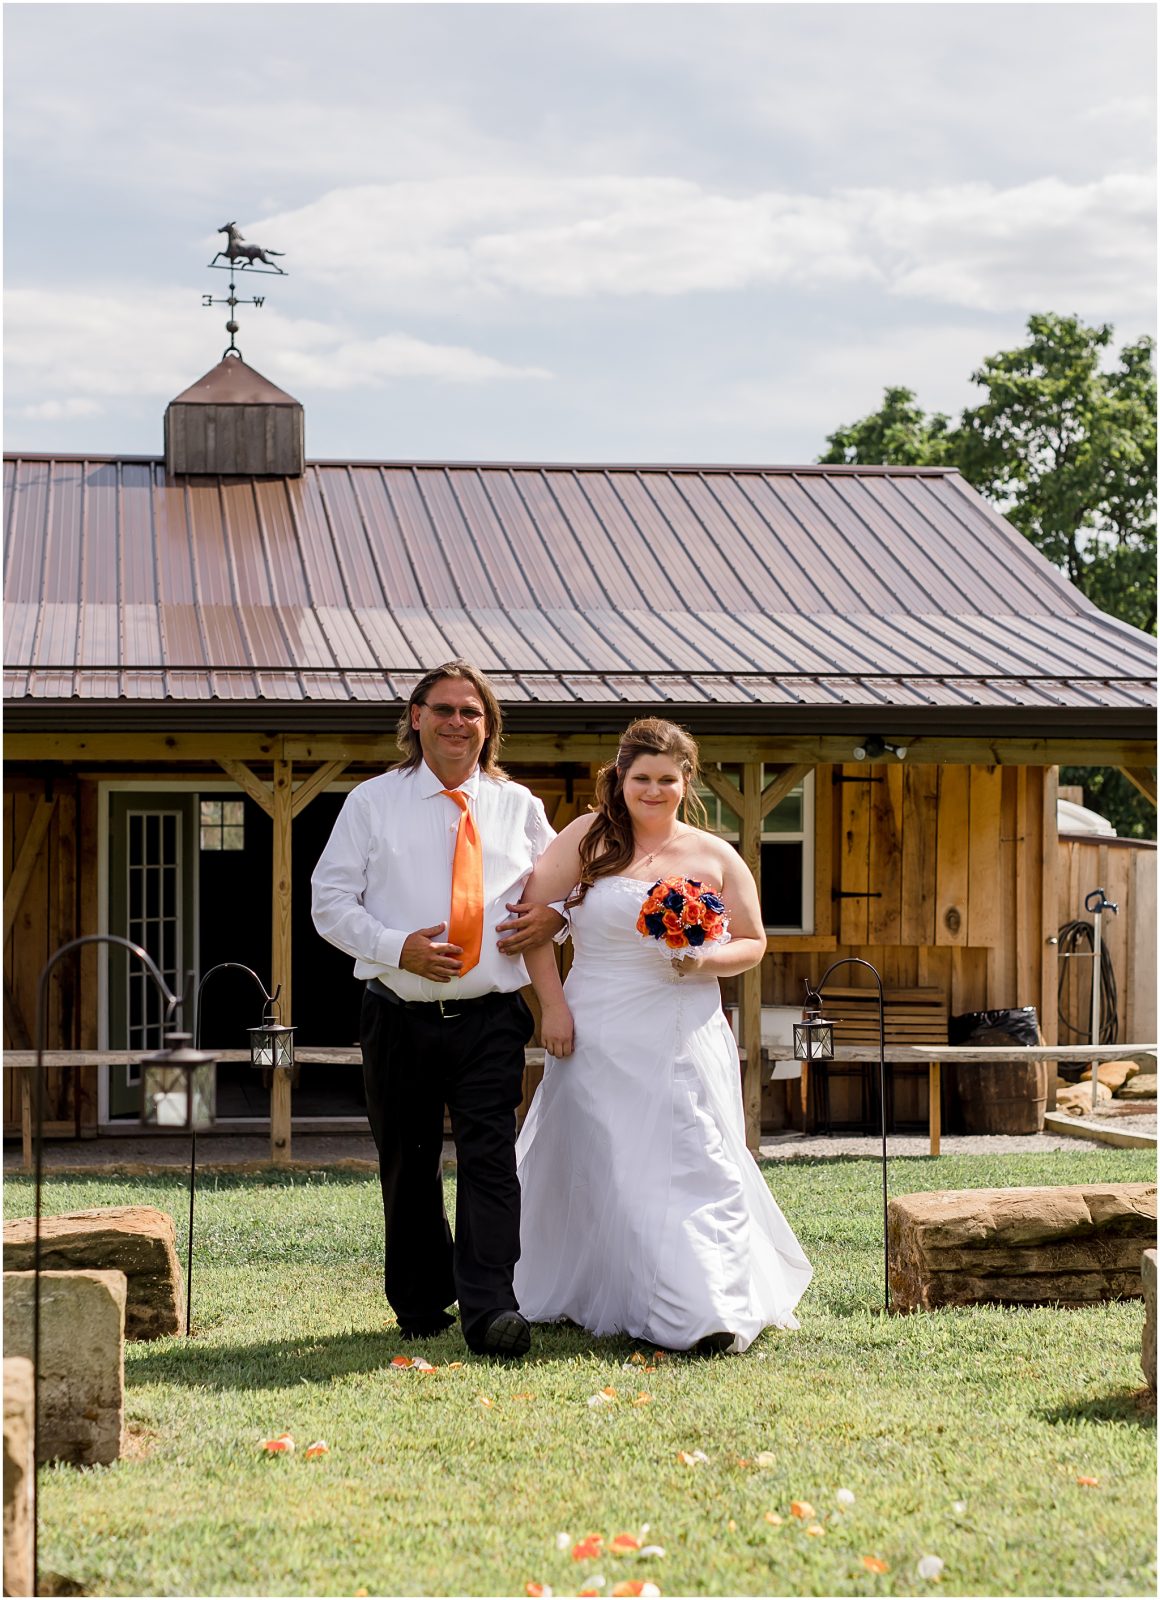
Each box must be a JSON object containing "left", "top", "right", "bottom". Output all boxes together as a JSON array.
[{"left": 5, "top": 1147, "right": 1156, "bottom": 1598}]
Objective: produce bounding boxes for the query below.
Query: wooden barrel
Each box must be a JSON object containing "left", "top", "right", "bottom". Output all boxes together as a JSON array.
[{"left": 957, "top": 1060, "right": 1048, "bottom": 1135}]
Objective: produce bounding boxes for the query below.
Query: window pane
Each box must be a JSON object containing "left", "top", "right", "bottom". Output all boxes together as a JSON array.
[
  {"left": 760, "top": 841, "right": 804, "bottom": 930},
  {"left": 200, "top": 827, "right": 219, "bottom": 851},
  {"left": 223, "top": 801, "right": 244, "bottom": 827},
  {"left": 201, "top": 800, "right": 222, "bottom": 826},
  {"left": 222, "top": 826, "right": 245, "bottom": 851},
  {"left": 764, "top": 791, "right": 802, "bottom": 834}
]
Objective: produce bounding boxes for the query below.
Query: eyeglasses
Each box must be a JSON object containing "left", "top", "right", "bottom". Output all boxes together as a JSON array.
[{"left": 421, "top": 701, "right": 486, "bottom": 723}]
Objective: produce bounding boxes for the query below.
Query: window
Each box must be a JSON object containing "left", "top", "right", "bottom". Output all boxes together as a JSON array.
[
  {"left": 699, "top": 768, "right": 814, "bottom": 934},
  {"left": 199, "top": 799, "right": 245, "bottom": 851}
]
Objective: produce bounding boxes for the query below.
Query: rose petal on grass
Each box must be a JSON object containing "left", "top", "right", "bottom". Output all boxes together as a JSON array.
[
  {"left": 411, "top": 1359, "right": 435, "bottom": 1372},
  {"left": 587, "top": 1392, "right": 615, "bottom": 1409},
  {"left": 789, "top": 1501, "right": 815, "bottom": 1520},
  {"left": 1076, "top": 1475, "right": 1100, "bottom": 1487},
  {"left": 578, "top": 1576, "right": 607, "bottom": 1594},
  {"left": 447, "top": 1361, "right": 464, "bottom": 1369},
  {"left": 612, "top": 1583, "right": 659, "bottom": 1598},
  {"left": 805, "top": 1524, "right": 825, "bottom": 1538},
  {"left": 260, "top": 1433, "right": 295, "bottom": 1455},
  {"left": 512, "top": 1392, "right": 535, "bottom": 1401},
  {"left": 555, "top": 1534, "right": 572, "bottom": 1552},
  {"left": 526, "top": 1585, "right": 553, "bottom": 1597},
  {"left": 676, "top": 1449, "right": 709, "bottom": 1466},
  {"left": 390, "top": 1356, "right": 412, "bottom": 1368},
  {"left": 917, "top": 1554, "right": 945, "bottom": 1581},
  {"left": 303, "top": 1440, "right": 329, "bottom": 1460},
  {"left": 631, "top": 1393, "right": 652, "bottom": 1406},
  {"left": 637, "top": 1546, "right": 666, "bottom": 1559},
  {"left": 571, "top": 1536, "right": 604, "bottom": 1562},
  {"left": 753, "top": 1452, "right": 777, "bottom": 1467},
  {"left": 601, "top": 1386, "right": 618, "bottom": 1398},
  {"left": 861, "top": 1556, "right": 889, "bottom": 1574},
  {"left": 477, "top": 1396, "right": 495, "bottom": 1409},
  {"left": 354, "top": 1589, "right": 369, "bottom": 1596},
  {"left": 763, "top": 1512, "right": 783, "bottom": 1527},
  {"left": 610, "top": 1535, "right": 641, "bottom": 1555},
  {"left": 726, "top": 1520, "right": 738, "bottom": 1533},
  {"left": 835, "top": 1488, "right": 856, "bottom": 1505},
  {"left": 951, "top": 1500, "right": 967, "bottom": 1514}
]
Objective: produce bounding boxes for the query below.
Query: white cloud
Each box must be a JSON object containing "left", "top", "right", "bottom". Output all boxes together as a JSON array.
[
  {"left": 3, "top": 289, "right": 551, "bottom": 413},
  {"left": 253, "top": 170, "right": 1155, "bottom": 319}
]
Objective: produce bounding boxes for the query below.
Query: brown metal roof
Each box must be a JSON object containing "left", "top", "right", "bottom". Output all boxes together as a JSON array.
[
  {"left": 3, "top": 455, "right": 1155, "bottom": 734},
  {"left": 168, "top": 356, "right": 300, "bottom": 407}
]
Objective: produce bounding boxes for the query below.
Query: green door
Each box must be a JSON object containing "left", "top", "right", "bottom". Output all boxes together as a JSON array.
[{"left": 107, "top": 794, "right": 197, "bottom": 1117}]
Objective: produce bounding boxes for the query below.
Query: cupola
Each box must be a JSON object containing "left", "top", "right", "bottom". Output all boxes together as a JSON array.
[{"left": 164, "top": 351, "right": 304, "bottom": 477}]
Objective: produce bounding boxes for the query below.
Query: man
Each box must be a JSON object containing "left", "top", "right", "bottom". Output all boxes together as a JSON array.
[{"left": 310, "top": 662, "right": 564, "bottom": 1358}]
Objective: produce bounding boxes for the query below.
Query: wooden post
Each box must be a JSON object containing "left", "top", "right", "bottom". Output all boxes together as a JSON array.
[
  {"left": 1039, "top": 767, "right": 1059, "bottom": 1110},
  {"left": 740, "top": 762, "right": 763, "bottom": 1153},
  {"left": 270, "top": 760, "right": 293, "bottom": 1165}
]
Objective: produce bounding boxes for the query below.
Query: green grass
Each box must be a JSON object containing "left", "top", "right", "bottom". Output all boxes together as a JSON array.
[{"left": 6, "top": 1148, "right": 1156, "bottom": 1597}]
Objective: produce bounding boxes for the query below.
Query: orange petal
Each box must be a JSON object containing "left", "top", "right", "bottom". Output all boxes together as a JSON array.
[
  {"left": 805, "top": 1524, "right": 825, "bottom": 1538},
  {"left": 578, "top": 1589, "right": 601, "bottom": 1597},
  {"left": 1076, "top": 1475, "right": 1100, "bottom": 1487},
  {"left": 525, "top": 1585, "right": 553, "bottom": 1597},
  {"left": 789, "top": 1500, "right": 815, "bottom": 1520},
  {"left": 632, "top": 1393, "right": 652, "bottom": 1406},
  {"left": 303, "top": 1441, "right": 329, "bottom": 1460},
  {"left": 727, "top": 1520, "right": 738, "bottom": 1533},
  {"left": 611, "top": 1584, "right": 646, "bottom": 1598},
  {"left": 571, "top": 1536, "right": 604, "bottom": 1562},
  {"left": 478, "top": 1396, "right": 494, "bottom": 1408},
  {"left": 354, "top": 1590, "right": 369, "bottom": 1597},
  {"left": 601, "top": 1386, "right": 618, "bottom": 1398},
  {"left": 610, "top": 1534, "right": 641, "bottom": 1553},
  {"left": 861, "top": 1556, "right": 889, "bottom": 1574},
  {"left": 447, "top": 1361, "right": 464, "bottom": 1369},
  {"left": 764, "top": 1512, "right": 783, "bottom": 1526},
  {"left": 390, "top": 1356, "right": 412, "bottom": 1368},
  {"left": 260, "top": 1435, "right": 295, "bottom": 1454}
]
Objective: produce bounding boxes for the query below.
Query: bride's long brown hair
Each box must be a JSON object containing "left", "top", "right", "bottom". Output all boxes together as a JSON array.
[{"left": 568, "top": 718, "right": 709, "bottom": 906}]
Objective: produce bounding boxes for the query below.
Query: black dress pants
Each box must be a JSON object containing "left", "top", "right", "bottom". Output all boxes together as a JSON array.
[{"left": 360, "top": 985, "right": 534, "bottom": 1350}]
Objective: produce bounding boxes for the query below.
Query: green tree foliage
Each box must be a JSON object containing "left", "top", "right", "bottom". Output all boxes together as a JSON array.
[{"left": 819, "top": 314, "right": 1156, "bottom": 840}]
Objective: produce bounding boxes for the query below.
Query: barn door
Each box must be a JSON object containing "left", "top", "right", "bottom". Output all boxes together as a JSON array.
[{"left": 107, "top": 794, "right": 197, "bottom": 1117}]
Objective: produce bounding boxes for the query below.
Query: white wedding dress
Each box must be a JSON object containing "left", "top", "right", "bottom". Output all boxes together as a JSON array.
[{"left": 514, "top": 876, "right": 812, "bottom": 1352}]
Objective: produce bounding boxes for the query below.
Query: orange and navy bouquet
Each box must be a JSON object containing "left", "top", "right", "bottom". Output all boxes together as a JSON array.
[{"left": 636, "top": 877, "right": 730, "bottom": 960}]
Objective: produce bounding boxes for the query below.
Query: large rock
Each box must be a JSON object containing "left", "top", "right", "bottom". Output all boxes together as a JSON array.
[
  {"left": 1116, "top": 1074, "right": 1157, "bottom": 1102},
  {"left": 4, "top": 1357, "right": 33, "bottom": 1597},
  {"left": 3, "top": 1207, "right": 183, "bottom": 1339},
  {"left": 1056, "top": 1082, "right": 1113, "bottom": 1116},
  {"left": 3, "top": 1271, "right": 125, "bottom": 1466},
  {"left": 1075, "top": 1060, "right": 1140, "bottom": 1093},
  {"left": 888, "top": 1183, "right": 1157, "bottom": 1311},
  {"left": 1143, "top": 1249, "right": 1157, "bottom": 1393}
]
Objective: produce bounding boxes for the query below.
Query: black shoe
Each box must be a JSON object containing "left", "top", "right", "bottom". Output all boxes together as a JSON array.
[
  {"left": 478, "top": 1309, "right": 532, "bottom": 1358},
  {"left": 398, "top": 1311, "right": 456, "bottom": 1341},
  {"left": 692, "top": 1331, "right": 736, "bottom": 1356}
]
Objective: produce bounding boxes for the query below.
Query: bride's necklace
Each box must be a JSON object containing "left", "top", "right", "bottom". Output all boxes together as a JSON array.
[{"left": 632, "top": 829, "right": 682, "bottom": 874}]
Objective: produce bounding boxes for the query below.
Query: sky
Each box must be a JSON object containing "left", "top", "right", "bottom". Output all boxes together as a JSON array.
[{"left": 3, "top": 1, "right": 1156, "bottom": 465}]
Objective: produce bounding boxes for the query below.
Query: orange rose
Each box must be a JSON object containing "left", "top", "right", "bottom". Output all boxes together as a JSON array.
[{"left": 662, "top": 911, "right": 682, "bottom": 933}]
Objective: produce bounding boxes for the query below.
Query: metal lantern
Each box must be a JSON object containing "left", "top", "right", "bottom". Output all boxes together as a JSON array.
[
  {"left": 140, "top": 1033, "right": 218, "bottom": 1131},
  {"left": 793, "top": 1006, "right": 835, "bottom": 1063},
  {"left": 247, "top": 1007, "right": 296, "bottom": 1071}
]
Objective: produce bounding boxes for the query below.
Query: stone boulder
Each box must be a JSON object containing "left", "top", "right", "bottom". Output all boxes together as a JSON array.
[
  {"left": 1056, "top": 1081, "right": 1113, "bottom": 1116},
  {"left": 1116, "top": 1074, "right": 1157, "bottom": 1102},
  {"left": 1143, "top": 1249, "right": 1157, "bottom": 1393},
  {"left": 3, "top": 1271, "right": 125, "bottom": 1465},
  {"left": 1075, "top": 1060, "right": 1140, "bottom": 1093},
  {"left": 4, "top": 1357, "right": 33, "bottom": 1597},
  {"left": 888, "top": 1183, "right": 1157, "bottom": 1311},
  {"left": 3, "top": 1207, "right": 183, "bottom": 1339}
]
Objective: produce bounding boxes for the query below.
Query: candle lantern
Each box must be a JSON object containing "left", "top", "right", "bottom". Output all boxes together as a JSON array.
[
  {"left": 247, "top": 1006, "right": 296, "bottom": 1072},
  {"left": 140, "top": 1033, "right": 218, "bottom": 1131},
  {"left": 793, "top": 1004, "right": 835, "bottom": 1064}
]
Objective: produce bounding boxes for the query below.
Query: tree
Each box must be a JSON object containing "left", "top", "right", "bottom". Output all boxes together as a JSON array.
[{"left": 818, "top": 314, "right": 1156, "bottom": 839}]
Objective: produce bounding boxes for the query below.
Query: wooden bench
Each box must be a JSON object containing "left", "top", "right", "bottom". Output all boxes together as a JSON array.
[{"left": 812, "top": 986, "right": 948, "bottom": 1132}]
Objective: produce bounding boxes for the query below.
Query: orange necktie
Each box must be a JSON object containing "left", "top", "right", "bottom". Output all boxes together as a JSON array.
[{"left": 441, "top": 789, "right": 484, "bottom": 976}]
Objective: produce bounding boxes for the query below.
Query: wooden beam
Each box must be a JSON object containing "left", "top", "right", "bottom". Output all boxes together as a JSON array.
[
  {"left": 3, "top": 796, "right": 57, "bottom": 941},
  {"left": 739, "top": 762, "right": 763, "bottom": 1153},
  {"left": 290, "top": 760, "right": 351, "bottom": 819},
  {"left": 217, "top": 759, "right": 275, "bottom": 818},
  {"left": 701, "top": 765, "right": 743, "bottom": 815},
  {"left": 760, "top": 762, "right": 813, "bottom": 820},
  {"left": 6, "top": 730, "right": 1157, "bottom": 769},
  {"left": 270, "top": 760, "right": 293, "bottom": 1166},
  {"left": 1120, "top": 767, "right": 1157, "bottom": 806}
]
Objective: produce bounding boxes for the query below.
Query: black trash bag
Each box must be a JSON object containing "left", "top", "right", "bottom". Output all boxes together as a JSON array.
[{"left": 949, "top": 1007, "right": 1039, "bottom": 1047}]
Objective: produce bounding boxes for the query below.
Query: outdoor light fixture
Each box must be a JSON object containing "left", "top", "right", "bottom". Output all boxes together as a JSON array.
[
  {"left": 852, "top": 735, "right": 908, "bottom": 761},
  {"left": 794, "top": 957, "right": 890, "bottom": 1310},
  {"left": 30, "top": 935, "right": 209, "bottom": 1594},
  {"left": 188, "top": 963, "right": 293, "bottom": 1336}
]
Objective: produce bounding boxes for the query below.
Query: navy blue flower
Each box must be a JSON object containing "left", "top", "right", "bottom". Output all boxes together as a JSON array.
[
  {"left": 662, "top": 889, "right": 686, "bottom": 914},
  {"left": 701, "top": 892, "right": 725, "bottom": 913},
  {"left": 644, "top": 912, "right": 668, "bottom": 938},
  {"left": 685, "top": 925, "right": 706, "bottom": 947}
]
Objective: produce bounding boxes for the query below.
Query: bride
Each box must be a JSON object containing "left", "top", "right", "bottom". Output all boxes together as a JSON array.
[{"left": 515, "top": 718, "right": 812, "bottom": 1354}]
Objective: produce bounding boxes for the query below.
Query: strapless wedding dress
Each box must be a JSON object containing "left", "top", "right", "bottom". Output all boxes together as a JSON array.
[{"left": 514, "top": 876, "right": 812, "bottom": 1351}]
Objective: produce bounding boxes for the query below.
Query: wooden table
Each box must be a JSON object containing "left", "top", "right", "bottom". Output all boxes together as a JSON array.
[{"left": 764, "top": 1043, "right": 1156, "bottom": 1156}]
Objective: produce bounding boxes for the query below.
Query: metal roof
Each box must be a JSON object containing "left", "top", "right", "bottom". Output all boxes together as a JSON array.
[{"left": 4, "top": 455, "right": 1155, "bottom": 734}]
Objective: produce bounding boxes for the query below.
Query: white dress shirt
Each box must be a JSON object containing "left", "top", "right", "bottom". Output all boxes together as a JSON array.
[{"left": 310, "top": 761, "right": 556, "bottom": 1001}]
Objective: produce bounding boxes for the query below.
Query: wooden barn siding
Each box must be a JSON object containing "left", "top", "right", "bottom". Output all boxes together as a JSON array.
[
  {"left": 3, "top": 775, "right": 96, "bottom": 1131},
  {"left": 760, "top": 763, "right": 1055, "bottom": 1129},
  {"left": 1057, "top": 834, "right": 1157, "bottom": 1049}
]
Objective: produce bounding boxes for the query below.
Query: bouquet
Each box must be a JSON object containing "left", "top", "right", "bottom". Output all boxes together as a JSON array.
[{"left": 636, "top": 877, "right": 730, "bottom": 961}]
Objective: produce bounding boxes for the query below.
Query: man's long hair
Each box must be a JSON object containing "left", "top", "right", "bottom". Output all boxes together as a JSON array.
[
  {"left": 569, "top": 718, "right": 708, "bottom": 905},
  {"left": 394, "top": 661, "right": 507, "bottom": 778}
]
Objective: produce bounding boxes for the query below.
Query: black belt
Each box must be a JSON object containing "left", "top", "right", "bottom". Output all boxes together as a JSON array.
[{"left": 367, "top": 978, "right": 508, "bottom": 1020}]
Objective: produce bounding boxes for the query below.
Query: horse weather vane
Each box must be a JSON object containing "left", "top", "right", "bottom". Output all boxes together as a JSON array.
[{"left": 203, "top": 220, "right": 288, "bottom": 360}]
